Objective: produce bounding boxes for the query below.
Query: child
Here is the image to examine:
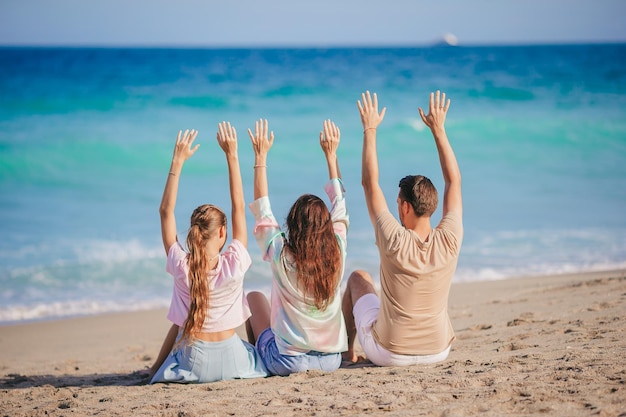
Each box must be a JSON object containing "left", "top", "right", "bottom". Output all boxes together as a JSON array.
[
  {"left": 245, "top": 119, "right": 349, "bottom": 376},
  {"left": 150, "top": 123, "right": 268, "bottom": 383}
]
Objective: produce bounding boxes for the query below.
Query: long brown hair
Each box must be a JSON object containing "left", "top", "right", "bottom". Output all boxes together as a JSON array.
[
  {"left": 285, "top": 194, "right": 341, "bottom": 311},
  {"left": 181, "top": 204, "right": 227, "bottom": 343}
]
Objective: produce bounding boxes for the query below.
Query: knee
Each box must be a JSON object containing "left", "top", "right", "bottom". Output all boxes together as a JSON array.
[
  {"left": 348, "top": 269, "right": 374, "bottom": 287},
  {"left": 247, "top": 291, "right": 269, "bottom": 307},
  {"left": 346, "top": 270, "right": 376, "bottom": 299},
  {"left": 246, "top": 291, "right": 265, "bottom": 301}
]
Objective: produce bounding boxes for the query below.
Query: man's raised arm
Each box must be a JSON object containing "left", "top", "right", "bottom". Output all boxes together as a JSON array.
[
  {"left": 357, "top": 91, "right": 388, "bottom": 225},
  {"left": 418, "top": 90, "right": 462, "bottom": 218}
]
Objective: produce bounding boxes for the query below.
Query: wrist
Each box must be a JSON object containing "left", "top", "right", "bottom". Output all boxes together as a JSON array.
[
  {"left": 169, "top": 160, "right": 184, "bottom": 172},
  {"left": 431, "top": 126, "right": 446, "bottom": 137},
  {"left": 225, "top": 153, "right": 239, "bottom": 163},
  {"left": 363, "top": 127, "right": 377, "bottom": 133}
]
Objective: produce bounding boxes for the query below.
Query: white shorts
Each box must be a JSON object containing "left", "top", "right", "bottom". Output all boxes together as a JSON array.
[{"left": 353, "top": 293, "right": 451, "bottom": 367}]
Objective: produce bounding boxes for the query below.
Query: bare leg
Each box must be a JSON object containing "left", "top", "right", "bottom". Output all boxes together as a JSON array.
[
  {"left": 246, "top": 291, "right": 271, "bottom": 345},
  {"left": 342, "top": 270, "right": 377, "bottom": 362},
  {"left": 148, "top": 324, "right": 179, "bottom": 379}
]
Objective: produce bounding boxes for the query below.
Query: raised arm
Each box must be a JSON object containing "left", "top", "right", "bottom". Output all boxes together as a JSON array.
[
  {"left": 247, "top": 118, "right": 274, "bottom": 200},
  {"left": 319, "top": 119, "right": 341, "bottom": 180},
  {"left": 357, "top": 91, "right": 388, "bottom": 225},
  {"left": 418, "top": 90, "right": 462, "bottom": 218},
  {"left": 159, "top": 129, "right": 199, "bottom": 254},
  {"left": 217, "top": 121, "right": 246, "bottom": 247}
]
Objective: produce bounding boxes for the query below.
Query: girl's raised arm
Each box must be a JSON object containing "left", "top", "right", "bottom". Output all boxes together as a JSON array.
[
  {"left": 248, "top": 118, "right": 274, "bottom": 201},
  {"left": 159, "top": 129, "right": 199, "bottom": 255},
  {"left": 319, "top": 119, "right": 341, "bottom": 181},
  {"left": 217, "top": 121, "right": 246, "bottom": 247}
]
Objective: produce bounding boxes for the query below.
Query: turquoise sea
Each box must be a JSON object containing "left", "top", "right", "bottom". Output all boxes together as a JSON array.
[{"left": 1, "top": 44, "right": 625, "bottom": 323}]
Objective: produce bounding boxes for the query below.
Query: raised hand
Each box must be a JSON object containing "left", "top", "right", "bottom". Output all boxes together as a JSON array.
[
  {"left": 320, "top": 119, "right": 341, "bottom": 180},
  {"left": 216, "top": 121, "right": 238, "bottom": 158},
  {"left": 357, "top": 91, "right": 386, "bottom": 131},
  {"left": 319, "top": 119, "right": 340, "bottom": 158},
  {"left": 247, "top": 118, "right": 274, "bottom": 158},
  {"left": 172, "top": 129, "right": 199, "bottom": 163},
  {"left": 418, "top": 90, "right": 450, "bottom": 132}
]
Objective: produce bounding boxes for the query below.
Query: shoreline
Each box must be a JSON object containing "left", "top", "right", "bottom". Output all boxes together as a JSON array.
[
  {"left": 1, "top": 268, "right": 624, "bottom": 416},
  {"left": 2, "top": 267, "right": 624, "bottom": 328}
]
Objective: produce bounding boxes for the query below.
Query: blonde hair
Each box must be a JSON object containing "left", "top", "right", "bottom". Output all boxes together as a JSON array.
[{"left": 180, "top": 204, "right": 227, "bottom": 344}]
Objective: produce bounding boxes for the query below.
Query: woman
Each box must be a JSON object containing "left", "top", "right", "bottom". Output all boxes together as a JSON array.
[{"left": 245, "top": 118, "right": 349, "bottom": 376}]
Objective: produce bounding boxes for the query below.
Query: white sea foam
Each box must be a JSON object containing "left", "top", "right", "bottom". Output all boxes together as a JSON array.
[{"left": 0, "top": 298, "right": 171, "bottom": 325}]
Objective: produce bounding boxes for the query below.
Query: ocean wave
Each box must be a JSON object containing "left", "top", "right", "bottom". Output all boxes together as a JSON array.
[
  {"left": 0, "top": 298, "right": 170, "bottom": 325},
  {"left": 454, "top": 261, "right": 626, "bottom": 283}
]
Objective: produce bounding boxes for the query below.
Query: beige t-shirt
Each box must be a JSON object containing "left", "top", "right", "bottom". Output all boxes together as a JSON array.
[{"left": 372, "top": 210, "right": 463, "bottom": 355}]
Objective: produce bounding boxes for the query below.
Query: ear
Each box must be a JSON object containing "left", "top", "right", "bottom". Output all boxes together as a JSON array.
[
  {"left": 401, "top": 200, "right": 412, "bottom": 217},
  {"left": 218, "top": 225, "right": 227, "bottom": 239}
]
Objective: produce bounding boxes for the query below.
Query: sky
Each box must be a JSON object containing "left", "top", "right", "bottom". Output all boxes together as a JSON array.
[{"left": 1, "top": 0, "right": 625, "bottom": 47}]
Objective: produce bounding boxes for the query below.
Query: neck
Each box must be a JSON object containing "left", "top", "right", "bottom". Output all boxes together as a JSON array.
[
  {"left": 208, "top": 252, "right": 220, "bottom": 269},
  {"left": 405, "top": 216, "right": 432, "bottom": 242}
]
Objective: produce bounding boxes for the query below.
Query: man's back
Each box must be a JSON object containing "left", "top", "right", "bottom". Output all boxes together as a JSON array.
[{"left": 371, "top": 210, "right": 463, "bottom": 355}]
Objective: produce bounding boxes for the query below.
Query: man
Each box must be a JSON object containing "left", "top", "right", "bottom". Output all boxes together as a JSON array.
[{"left": 342, "top": 90, "right": 463, "bottom": 366}]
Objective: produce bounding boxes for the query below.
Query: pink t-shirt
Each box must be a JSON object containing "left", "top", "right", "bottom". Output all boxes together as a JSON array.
[{"left": 165, "top": 239, "right": 252, "bottom": 332}]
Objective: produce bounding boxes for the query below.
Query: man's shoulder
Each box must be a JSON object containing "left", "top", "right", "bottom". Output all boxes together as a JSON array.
[{"left": 437, "top": 211, "right": 463, "bottom": 232}]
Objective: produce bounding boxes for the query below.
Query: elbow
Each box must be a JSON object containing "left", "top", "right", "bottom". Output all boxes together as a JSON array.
[
  {"left": 361, "top": 174, "right": 372, "bottom": 190},
  {"left": 447, "top": 170, "right": 461, "bottom": 186},
  {"left": 159, "top": 204, "right": 171, "bottom": 218}
]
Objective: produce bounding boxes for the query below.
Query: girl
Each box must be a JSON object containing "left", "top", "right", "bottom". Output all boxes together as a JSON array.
[
  {"left": 150, "top": 123, "right": 268, "bottom": 384},
  {"left": 245, "top": 119, "right": 349, "bottom": 376}
]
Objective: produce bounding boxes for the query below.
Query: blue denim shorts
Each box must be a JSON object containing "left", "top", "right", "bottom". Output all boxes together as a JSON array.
[
  {"left": 150, "top": 333, "right": 268, "bottom": 384},
  {"left": 256, "top": 328, "right": 342, "bottom": 376}
]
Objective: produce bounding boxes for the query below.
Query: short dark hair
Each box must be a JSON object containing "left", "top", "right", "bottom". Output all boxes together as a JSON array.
[{"left": 398, "top": 175, "right": 438, "bottom": 217}]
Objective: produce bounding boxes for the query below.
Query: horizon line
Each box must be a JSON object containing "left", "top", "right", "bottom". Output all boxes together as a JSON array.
[{"left": 1, "top": 39, "right": 625, "bottom": 50}]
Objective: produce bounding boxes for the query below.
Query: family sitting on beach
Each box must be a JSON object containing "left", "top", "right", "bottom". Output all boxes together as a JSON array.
[{"left": 146, "top": 90, "right": 463, "bottom": 384}]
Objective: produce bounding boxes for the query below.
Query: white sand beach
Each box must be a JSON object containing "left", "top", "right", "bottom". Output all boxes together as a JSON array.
[{"left": 1, "top": 269, "right": 624, "bottom": 416}]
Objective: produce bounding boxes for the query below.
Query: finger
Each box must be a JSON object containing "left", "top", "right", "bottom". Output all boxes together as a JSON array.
[
  {"left": 417, "top": 107, "right": 428, "bottom": 124},
  {"left": 372, "top": 92, "right": 378, "bottom": 111},
  {"left": 268, "top": 131, "right": 275, "bottom": 147},
  {"left": 357, "top": 100, "right": 364, "bottom": 114},
  {"left": 429, "top": 92, "right": 435, "bottom": 113},
  {"left": 218, "top": 122, "right": 225, "bottom": 140},
  {"left": 187, "top": 130, "right": 197, "bottom": 146},
  {"left": 444, "top": 98, "right": 451, "bottom": 111},
  {"left": 441, "top": 92, "right": 446, "bottom": 107},
  {"left": 380, "top": 106, "right": 387, "bottom": 120},
  {"left": 435, "top": 90, "right": 441, "bottom": 108},
  {"left": 176, "top": 130, "right": 182, "bottom": 143},
  {"left": 231, "top": 126, "right": 237, "bottom": 140},
  {"left": 263, "top": 119, "right": 268, "bottom": 139},
  {"left": 247, "top": 128, "right": 255, "bottom": 141}
]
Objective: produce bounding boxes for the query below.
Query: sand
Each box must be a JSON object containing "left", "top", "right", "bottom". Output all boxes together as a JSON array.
[{"left": 1, "top": 269, "right": 624, "bottom": 416}]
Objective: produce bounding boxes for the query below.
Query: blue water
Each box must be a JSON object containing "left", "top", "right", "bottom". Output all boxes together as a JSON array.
[{"left": 1, "top": 44, "right": 625, "bottom": 323}]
